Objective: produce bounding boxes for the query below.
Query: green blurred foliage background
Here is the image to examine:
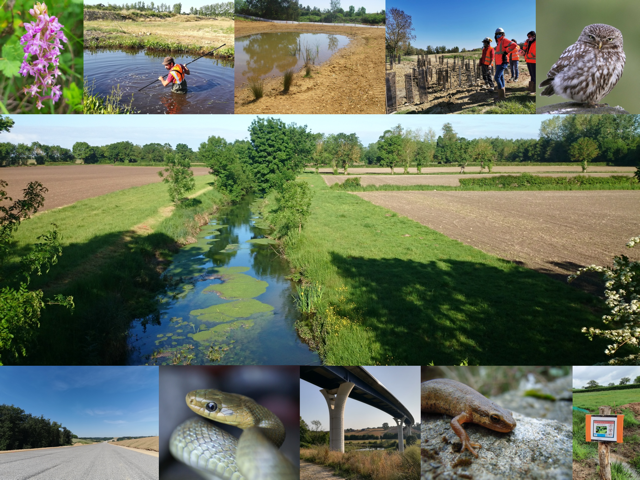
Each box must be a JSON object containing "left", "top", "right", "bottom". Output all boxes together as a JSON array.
[
  {"left": 537, "top": 0, "right": 640, "bottom": 113},
  {"left": 0, "top": 0, "right": 83, "bottom": 113}
]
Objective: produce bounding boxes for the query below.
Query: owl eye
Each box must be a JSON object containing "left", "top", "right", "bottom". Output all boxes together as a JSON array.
[
  {"left": 589, "top": 35, "right": 596, "bottom": 41},
  {"left": 608, "top": 38, "right": 613, "bottom": 41}
]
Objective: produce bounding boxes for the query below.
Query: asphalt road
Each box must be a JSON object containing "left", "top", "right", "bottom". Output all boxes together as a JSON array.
[{"left": 0, "top": 443, "right": 158, "bottom": 480}]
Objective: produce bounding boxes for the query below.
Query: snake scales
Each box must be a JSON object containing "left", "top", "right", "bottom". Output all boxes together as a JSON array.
[{"left": 169, "top": 389, "right": 298, "bottom": 480}]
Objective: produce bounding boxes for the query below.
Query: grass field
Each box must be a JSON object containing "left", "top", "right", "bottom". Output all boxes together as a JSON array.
[
  {"left": 283, "top": 174, "right": 608, "bottom": 365},
  {"left": 574, "top": 387, "right": 640, "bottom": 412},
  {"left": 3, "top": 176, "right": 225, "bottom": 365}
]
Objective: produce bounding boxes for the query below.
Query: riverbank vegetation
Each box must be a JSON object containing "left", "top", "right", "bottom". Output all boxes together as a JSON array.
[{"left": 0, "top": 176, "right": 224, "bottom": 365}]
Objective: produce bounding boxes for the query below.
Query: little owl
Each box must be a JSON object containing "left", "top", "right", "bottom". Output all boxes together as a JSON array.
[{"left": 540, "top": 24, "right": 625, "bottom": 106}]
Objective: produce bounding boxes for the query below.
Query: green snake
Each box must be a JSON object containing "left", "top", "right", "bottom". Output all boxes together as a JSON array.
[{"left": 169, "top": 389, "right": 298, "bottom": 480}]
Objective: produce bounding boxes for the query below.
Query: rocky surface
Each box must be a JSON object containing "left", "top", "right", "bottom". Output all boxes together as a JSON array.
[
  {"left": 537, "top": 102, "right": 629, "bottom": 114},
  {"left": 421, "top": 376, "right": 572, "bottom": 479}
]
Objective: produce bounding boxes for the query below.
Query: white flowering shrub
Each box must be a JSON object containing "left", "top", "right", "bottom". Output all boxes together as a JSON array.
[{"left": 569, "top": 236, "right": 640, "bottom": 364}]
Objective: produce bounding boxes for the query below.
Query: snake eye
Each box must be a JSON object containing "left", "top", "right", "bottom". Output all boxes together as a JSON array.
[
  {"left": 205, "top": 402, "right": 218, "bottom": 412},
  {"left": 490, "top": 414, "right": 502, "bottom": 423}
]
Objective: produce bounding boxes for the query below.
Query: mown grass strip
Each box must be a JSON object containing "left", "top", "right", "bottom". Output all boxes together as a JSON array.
[
  {"left": 286, "top": 174, "right": 608, "bottom": 365},
  {"left": 4, "top": 176, "right": 225, "bottom": 365}
]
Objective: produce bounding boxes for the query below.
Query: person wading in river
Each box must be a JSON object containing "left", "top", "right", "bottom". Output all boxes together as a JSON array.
[{"left": 159, "top": 57, "right": 189, "bottom": 94}]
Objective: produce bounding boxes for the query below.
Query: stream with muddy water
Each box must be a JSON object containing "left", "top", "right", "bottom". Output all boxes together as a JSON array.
[
  {"left": 235, "top": 32, "right": 350, "bottom": 86},
  {"left": 128, "top": 198, "right": 320, "bottom": 365},
  {"left": 84, "top": 49, "right": 234, "bottom": 114}
]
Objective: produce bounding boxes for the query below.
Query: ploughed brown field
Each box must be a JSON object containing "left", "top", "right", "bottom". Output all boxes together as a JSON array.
[
  {"left": 111, "top": 437, "right": 159, "bottom": 452},
  {"left": 354, "top": 190, "right": 640, "bottom": 279},
  {"left": 0, "top": 165, "right": 210, "bottom": 211}
]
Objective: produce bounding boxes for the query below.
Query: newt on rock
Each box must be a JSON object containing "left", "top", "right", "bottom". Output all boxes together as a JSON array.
[{"left": 421, "top": 378, "right": 516, "bottom": 457}]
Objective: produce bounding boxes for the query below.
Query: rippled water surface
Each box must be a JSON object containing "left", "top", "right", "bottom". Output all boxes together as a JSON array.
[
  {"left": 84, "top": 49, "right": 234, "bottom": 114},
  {"left": 235, "top": 32, "right": 350, "bottom": 85},
  {"left": 128, "top": 198, "right": 320, "bottom": 365}
]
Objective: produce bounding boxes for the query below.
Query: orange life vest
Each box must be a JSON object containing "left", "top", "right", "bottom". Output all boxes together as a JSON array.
[
  {"left": 523, "top": 39, "right": 536, "bottom": 63},
  {"left": 169, "top": 64, "right": 186, "bottom": 83},
  {"left": 480, "top": 46, "right": 494, "bottom": 66},
  {"left": 494, "top": 36, "right": 517, "bottom": 65}
]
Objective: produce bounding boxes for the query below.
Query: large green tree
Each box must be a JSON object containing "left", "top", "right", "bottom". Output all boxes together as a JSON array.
[
  {"left": 376, "top": 127, "right": 404, "bottom": 174},
  {"left": 248, "top": 117, "right": 296, "bottom": 193}
]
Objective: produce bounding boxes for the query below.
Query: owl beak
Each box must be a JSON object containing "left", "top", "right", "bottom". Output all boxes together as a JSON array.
[{"left": 598, "top": 41, "right": 602, "bottom": 49}]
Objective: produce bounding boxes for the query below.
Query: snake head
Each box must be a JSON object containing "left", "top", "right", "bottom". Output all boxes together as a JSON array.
[{"left": 186, "top": 389, "right": 251, "bottom": 427}]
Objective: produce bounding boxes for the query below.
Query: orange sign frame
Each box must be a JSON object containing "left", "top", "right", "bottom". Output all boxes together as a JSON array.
[{"left": 586, "top": 415, "right": 624, "bottom": 443}]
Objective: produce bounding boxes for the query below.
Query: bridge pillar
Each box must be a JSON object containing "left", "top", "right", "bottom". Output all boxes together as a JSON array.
[
  {"left": 320, "top": 382, "right": 355, "bottom": 452},
  {"left": 394, "top": 417, "right": 407, "bottom": 452}
]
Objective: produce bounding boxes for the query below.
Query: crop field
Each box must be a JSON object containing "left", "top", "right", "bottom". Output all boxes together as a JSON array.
[
  {"left": 111, "top": 437, "right": 159, "bottom": 452},
  {"left": 0, "top": 165, "right": 209, "bottom": 211},
  {"left": 354, "top": 190, "right": 640, "bottom": 280}
]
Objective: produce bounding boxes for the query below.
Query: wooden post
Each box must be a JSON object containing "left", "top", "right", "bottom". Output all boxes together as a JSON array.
[
  {"left": 598, "top": 406, "right": 612, "bottom": 480},
  {"left": 385, "top": 72, "right": 397, "bottom": 114},
  {"left": 404, "top": 73, "right": 414, "bottom": 104},
  {"left": 417, "top": 68, "right": 428, "bottom": 103}
]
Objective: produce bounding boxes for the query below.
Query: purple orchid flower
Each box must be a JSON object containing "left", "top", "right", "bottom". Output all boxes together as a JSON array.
[{"left": 19, "top": 3, "right": 68, "bottom": 110}]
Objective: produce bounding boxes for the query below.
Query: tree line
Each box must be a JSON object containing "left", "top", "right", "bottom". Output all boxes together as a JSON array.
[
  {"left": 236, "top": 0, "right": 385, "bottom": 24},
  {"left": 0, "top": 141, "right": 196, "bottom": 166},
  {"left": 0, "top": 405, "right": 74, "bottom": 450},
  {"left": 366, "top": 115, "right": 640, "bottom": 173},
  {"left": 90, "top": 1, "right": 233, "bottom": 16}
]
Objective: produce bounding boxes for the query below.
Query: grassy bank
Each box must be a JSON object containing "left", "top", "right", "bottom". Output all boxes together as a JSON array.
[
  {"left": 83, "top": 82, "right": 138, "bottom": 114},
  {"left": 84, "top": 12, "right": 235, "bottom": 57},
  {"left": 300, "top": 445, "right": 420, "bottom": 480},
  {"left": 281, "top": 174, "right": 607, "bottom": 365},
  {"left": 85, "top": 38, "right": 235, "bottom": 57},
  {"left": 330, "top": 174, "right": 640, "bottom": 192},
  {"left": 3, "top": 176, "right": 225, "bottom": 365}
]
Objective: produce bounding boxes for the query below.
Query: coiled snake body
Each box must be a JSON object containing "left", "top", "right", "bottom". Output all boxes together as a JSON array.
[{"left": 169, "top": 389, "right": 298, "bottom": 480}]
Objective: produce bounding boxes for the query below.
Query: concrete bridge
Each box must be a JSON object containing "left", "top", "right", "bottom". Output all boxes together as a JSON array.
[{"left": 300, "top": 366, "right": 414, "bottom": 452}]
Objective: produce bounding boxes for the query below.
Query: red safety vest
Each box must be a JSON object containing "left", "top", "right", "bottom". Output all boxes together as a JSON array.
[
  {"left": 523, "top": 39, "right": 536, "bottom": 63},
  {"left": 480, "top": 46, "right": 494, "bottom": 66},
  {"left": 170, "top": 64, "right": 186, "bottom": 83},
  {"left": 494, "top": 36, "right": 517, "bottom": 65}
]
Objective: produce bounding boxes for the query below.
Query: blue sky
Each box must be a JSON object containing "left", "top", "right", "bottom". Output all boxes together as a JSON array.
[
  {"left": 0, "top": 367, "right": 159, "bottom": 438},
  {"left": 300, "top": 367, "right": 420, "bottom": 430},
  {"left": 3, "top": 115, "right": 544, "bottom": 149},
  {"left": 387, "top": 0, "right": 536, "bottom": 51}
]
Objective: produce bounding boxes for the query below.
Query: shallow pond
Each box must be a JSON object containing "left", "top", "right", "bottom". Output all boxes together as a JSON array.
[
  {"left": 128, "top": 198, "right": 320, "bottom": 365},
  {"left": 84, "top": 49, "right": 234, "bottom": 114},
  {"left": 235, "top": 32, "right": 350, "bottom": 86}
]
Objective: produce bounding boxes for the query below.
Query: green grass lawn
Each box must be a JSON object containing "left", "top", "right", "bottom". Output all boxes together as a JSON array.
[
  {"left": 3, "top": 176, "right": 225, "bottom": 365},
  {"left": 574, "top": 388, "right": 640, "bottom": 412},
  {"left": 286, "top": 174, "right": 608, "bottom": 365}
]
